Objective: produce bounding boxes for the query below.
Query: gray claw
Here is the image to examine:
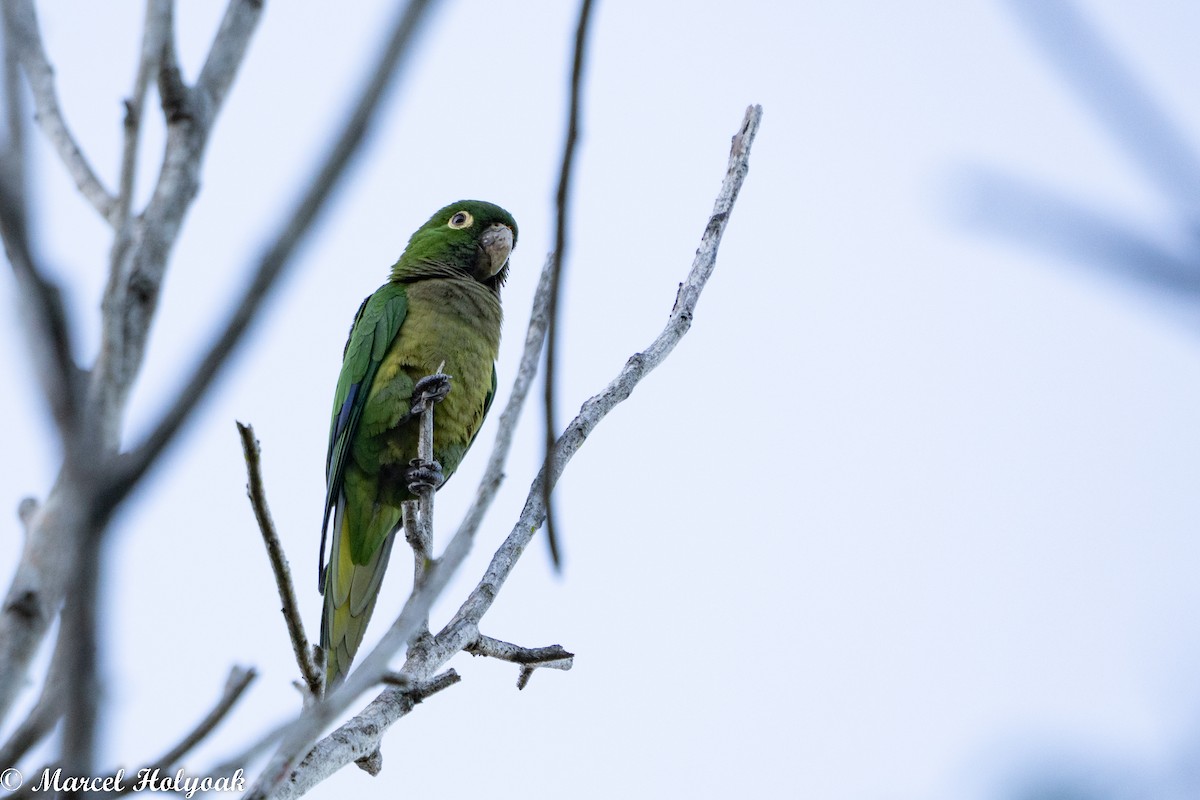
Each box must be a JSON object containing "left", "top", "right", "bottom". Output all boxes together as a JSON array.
[
  {"left": 410, "top": 372, "right": 452, "bottom": 416},
  {"left": 406, "top": 458, "right": 444, "bottom": 493}
]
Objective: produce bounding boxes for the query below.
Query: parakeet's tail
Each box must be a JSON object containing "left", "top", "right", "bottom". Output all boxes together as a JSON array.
[{"left": 320, "top": 501, "right": 398, "bottom": 692}]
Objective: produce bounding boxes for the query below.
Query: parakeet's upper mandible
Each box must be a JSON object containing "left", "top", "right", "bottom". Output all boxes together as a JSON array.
[{"left": 319, "top": 200, "right": 517, "bottom": 689}]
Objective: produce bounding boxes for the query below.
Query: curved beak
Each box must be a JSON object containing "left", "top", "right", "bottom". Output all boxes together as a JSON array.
[{"left": 480, "top": 223, "right": 514, "bottom": 277}]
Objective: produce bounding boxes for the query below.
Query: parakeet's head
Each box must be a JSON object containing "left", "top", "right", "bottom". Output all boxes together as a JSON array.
[{"left": 394, "top": 200, "right": 518, "bottom": 290}]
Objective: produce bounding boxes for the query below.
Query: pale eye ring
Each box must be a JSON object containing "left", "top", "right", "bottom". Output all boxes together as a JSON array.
[{"left": 448, "top": 210, "right": 473, "bottom": 229}]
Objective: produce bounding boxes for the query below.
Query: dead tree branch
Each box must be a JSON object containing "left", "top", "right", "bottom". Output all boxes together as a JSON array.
[
  {"left": 465, "top": 635, "right": 574, "bottom": 690},
  {"left": 543, "top": 0, "right": 597, "bottom": 569},
  {"left": 237, "top": 423, "right": 322, "bottom": 700},
  {"left": 1, "top": 0, "right": 115, "bottom": 222}
]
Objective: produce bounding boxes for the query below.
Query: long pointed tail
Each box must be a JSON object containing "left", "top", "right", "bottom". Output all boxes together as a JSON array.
[{"left": 320, "top": 502, "right": 397, "bottom": 691}]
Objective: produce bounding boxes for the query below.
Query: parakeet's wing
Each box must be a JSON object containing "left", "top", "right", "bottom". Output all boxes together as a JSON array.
[
  {"left": 318, "top": 282, "right": 408, "bottom": 590},
  {"left": 467, "top": 364, "right": 498, "bottom": 453}
]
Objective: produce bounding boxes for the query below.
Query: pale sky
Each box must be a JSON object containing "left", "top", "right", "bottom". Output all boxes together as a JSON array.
[{"left": 2, "top": 2, "right": 1200, "bottom": 799}]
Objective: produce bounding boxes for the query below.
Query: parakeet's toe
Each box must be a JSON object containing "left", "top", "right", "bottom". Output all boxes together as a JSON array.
[
  {"left": 409, "top": 372, "right": 452, "bottom": 415},
  {"left": 405, "top": 458, "right": 444, "bottom": 492}
]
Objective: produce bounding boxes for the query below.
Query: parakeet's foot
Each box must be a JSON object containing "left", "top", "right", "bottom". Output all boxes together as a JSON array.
[
  {"left": 406, "top": 457, "right": 444, "bottom": 492},
  {"left": 409, "top": 372, "right": 452, "bottom": 416}
]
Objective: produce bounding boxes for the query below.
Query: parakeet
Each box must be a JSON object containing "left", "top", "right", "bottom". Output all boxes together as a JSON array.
[{"left": 319, "top": 200, "right": 517, "bottom": 690}]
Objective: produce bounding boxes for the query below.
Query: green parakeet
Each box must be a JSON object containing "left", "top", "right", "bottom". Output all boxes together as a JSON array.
[{"left": 319, "top": 200, "right": 517, "bottom": 690}]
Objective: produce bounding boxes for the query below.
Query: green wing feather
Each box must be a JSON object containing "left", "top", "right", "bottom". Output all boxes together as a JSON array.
[{"left": 318, "top": 283, "right": 408, "bottom": 590}]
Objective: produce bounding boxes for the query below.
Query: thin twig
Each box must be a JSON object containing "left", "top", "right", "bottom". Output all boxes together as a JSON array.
[
  {"left": 543, "top": 0, "right": 597, "bottom": 570},
  {"left": 1, "top": 0, "right": 115, "bottom": 221},
  {"left": 95, "top": 667, "right": 257, "bottom": 799},
  {"left": 465, "top": 634, "right": 574, "bottom": 690},
  {"left": 103, "top": 0, "right": 440, "bottom": 515},
  {"left": 106, "top": 0, "right": 170, "bottom": 285},
  {"left": 237, "top": 423, "right": 322, "bottom": 699},
  {"left": 115, "top": 0, "right": 168, "bottom": 227}
]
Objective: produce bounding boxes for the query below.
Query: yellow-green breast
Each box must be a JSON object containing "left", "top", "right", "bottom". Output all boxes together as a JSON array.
[{"left": 364, "top": 276, "right": 501, "bottom": 499}]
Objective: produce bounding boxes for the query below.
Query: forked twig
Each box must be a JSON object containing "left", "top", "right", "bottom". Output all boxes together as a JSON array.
[{"left": 465, "top": 634, "right": 574, "bottom": 690}]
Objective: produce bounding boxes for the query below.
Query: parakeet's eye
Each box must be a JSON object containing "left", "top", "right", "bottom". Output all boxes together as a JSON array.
[{"left": 448, "top": 210, "right": 473, "bottom": 229}]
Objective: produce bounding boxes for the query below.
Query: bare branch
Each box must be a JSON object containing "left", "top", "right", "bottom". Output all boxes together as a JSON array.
[
  {"left": 1, "top": 0, "right": 116, "bottom": 221},
  {"left": 543, "top": 0, "right": 598, "bottom": 570},
  {"left": 151, "top": 667, "right": 257, "bottom": 773},
  {"left": 109, "top": 0, "right": 170, "bottom": 257},
  {"left": 0, "top": 15, "right": 82, "bottom": 445},
  {"left": 60, "top": 534, "right": 102, "bottom": 776},
  {"left": 955, "top": 167, "right": 1200, "bottom": 296},
  {"left": 0, "top": 490, "right": 89, "bottom": 731},
  {"left": 103, "top": 0, "right": 439, "bottom": 514},
  {"left": 465, "top": 634, "right": 574, "bottom": 690},
  {"left": 265, "top": 670, "right": 461, "bottom": 800},
  {"left": 237, "top": 423, "right": 322, "bottom": 699},
  {"left": 1005, "top": 0, "right": 1200, "bottom": 220},
  {"left": 0, "top": 175, "right": 82, "bottom": 444},
  {"left": 195, "top": 0, "right": 262, "bottom": 116},
  {"left": 0, "top": 627, "right": 68, "bottom": 768}
]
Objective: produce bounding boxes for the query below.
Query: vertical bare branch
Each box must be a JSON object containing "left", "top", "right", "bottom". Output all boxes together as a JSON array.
[
  {"left": 0, "top": 9, "right": 81, "bottom": 445},
  {"left": 543, "top": 0, "right": 597, "bottom": 569},
  {"left": 107, "top": 0, "right": 171, "bottom": 282}
]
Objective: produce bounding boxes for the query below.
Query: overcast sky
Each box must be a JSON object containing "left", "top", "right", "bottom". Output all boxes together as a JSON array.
[{"left": 2, "top": 2, "right": 1200, "bottom": 799}]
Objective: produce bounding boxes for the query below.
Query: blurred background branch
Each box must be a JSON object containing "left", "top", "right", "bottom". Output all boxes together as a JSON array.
[
  {"left": 957, "top": 0, "right": 1200, "bottom": 307},
  {"left": 542, "top": 0, "right": 596, "bottom": 571}
]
